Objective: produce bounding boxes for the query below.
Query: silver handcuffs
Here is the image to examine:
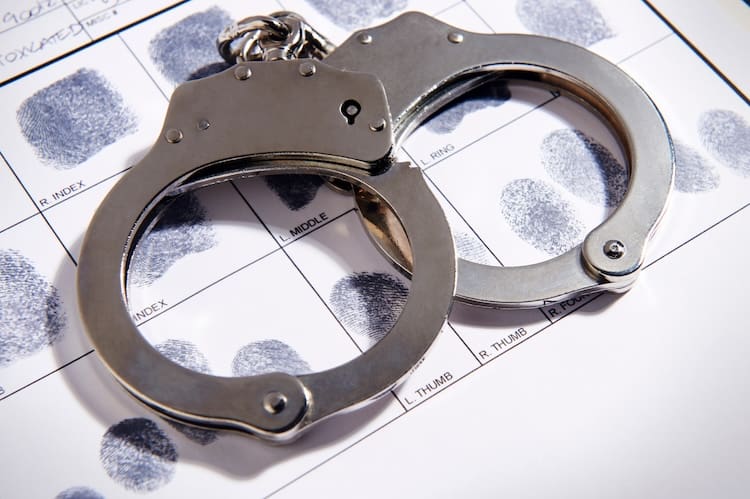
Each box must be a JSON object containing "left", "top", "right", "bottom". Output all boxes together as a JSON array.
[{"left": 77, "top": 12, "right": 674, "bottom": 443}]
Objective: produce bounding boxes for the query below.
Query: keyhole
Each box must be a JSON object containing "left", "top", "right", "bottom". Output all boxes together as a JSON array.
[{"left": 341, "top": 99, "right": 361, "bottom": 125}]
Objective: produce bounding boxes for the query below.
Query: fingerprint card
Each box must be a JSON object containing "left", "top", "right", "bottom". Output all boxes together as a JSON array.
[{"left": 0, "top": 0, "right": 748, "bottom": 497}]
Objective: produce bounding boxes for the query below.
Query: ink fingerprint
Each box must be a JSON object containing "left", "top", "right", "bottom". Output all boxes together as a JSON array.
[
  {"left": 129, "top": 193, "right": 217, "bottom": 287},
  {"left": 541, "top": 129, "right": 628, "bottom": 207},
  {"left": 500, "top": 178, "right": 584, "bottom": 256},
  {"left": 155, "top": 339, "right": 218, "bottom": 445},
  {"left": 698, "top": 109, "right": 750, "bottom": 178},
  {"left": 306, "top": 0, "right": 407, "bottom": 29},
  {"left": 100, "top": 418, "right": 178, "bottom": 493},
  {"left": 232, "top": 339, "right": 311, "bottom": 377},
  {"left": 264, "top": 174, "right": 325, "bottom": 211},
  {"left": 149, "top": 7, "right": 233, "bottom": 84},
  {"left": 516, "top": 0, "right": 614, "bottom": 46},
  {"left": 673, "top": 140, "right": 720, "bottom": 193},
  {"left": 16, "top": 69, "right": 137, "bottom": 169},
  {"left": 424, "top": 82, "right": 512, "bottom": 134},
  {"left": 55, "top": 487, "right": 104, "bottom": 499},
  {"left": 455, "top": 232, "right": 496, "bottom": 265},
  {"left": 330, "top": 272, "right": 408, "bottom": 344},
  {"left": 0, "top": 250, "right": 66, "bottom": 367}
]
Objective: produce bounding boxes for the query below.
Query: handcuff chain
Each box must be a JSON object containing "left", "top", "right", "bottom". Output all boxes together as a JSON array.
[{"left": 217, "top": 11, "right": 335, "bottom": 63}]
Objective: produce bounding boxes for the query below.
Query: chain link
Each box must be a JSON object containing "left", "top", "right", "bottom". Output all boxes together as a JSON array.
[{"left": 217, "top": 11, "right": 335, "bottom": 63}]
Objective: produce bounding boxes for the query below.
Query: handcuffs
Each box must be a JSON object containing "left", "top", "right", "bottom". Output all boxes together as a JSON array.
[{"left": 77, "top": 12, "right": 674, "bottom": 443}]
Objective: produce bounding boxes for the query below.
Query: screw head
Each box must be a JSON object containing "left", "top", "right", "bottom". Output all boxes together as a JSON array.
[
  {"left": 234, "top": 65, "right": 252, "bottom": 80},
  {"left": 299, "top": 61, "right": 316, "bottom": 77},
  {"left": 369, "top": 118, "right": 386, "bottom": 132},
  {"left": 197, "top": 119, "right": 210, "bottom": 131},
  {"left": 603, "top": 240, "right": 626, "bottom": 259},
  {"left": 263, "top": 392, "right": 287, "bottom": 414},
  {"left": 447, "top": 32, "right": 464, "bottom": 44},
  {"left": 164, "top": 128, "right": 183, "bottom": 143},
  {"left": 358, "top": 32, "right": 373, "bottom": 44}
]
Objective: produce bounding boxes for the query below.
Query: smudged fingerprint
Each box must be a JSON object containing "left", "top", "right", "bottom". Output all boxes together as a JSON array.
[
  {"left": 155, "top": 339, "right": 218, "bottom": 445},
  {"left": 455, "top": 232, "right": 496, "bottom": 265},
  {"left": 55, "top": 487, "right": 104, "bottom": 499},
  {"left": 100, "top": 418, "right": 178, "bottom": 493},
  {"left": 673, "top": 140, "right": 720, "bottom": 193},
  {"left": 698, "top": 109, "right": 750, "bottom": 178},
  {"left": 0, "top": 250, "right": 66, "bottom": 367},
  {"left": 330, "top": 272, "right": 408, "bottom": 344},
  {"left": 306, "top": 0, "right": 407, "bottom": 29},
  {"left": 264, "top": 174, "right": 325, "bottom": 211},
  {"left": 424, "top": 82, "right": 512, "bottom": 134},
  {"left": 149, "top": 7, "right": 233, "bottom": 84},
  {"left": 232, "top": 339, "right": 311, "bottom": 377},
  {"left": 16, "top": 69, "right": 137, "bottom": 169},
  {"left": 541, "top": 129, "right": 628, "bottom": 207},
  {"left": 129, "top": 193, "right": 217, "bottom": 287},
  {"left": 500, "top": 178, "right": 584, "bottom": 256},
  {"left": 516, "top": 0, "right": 614, "bottom": 47}
]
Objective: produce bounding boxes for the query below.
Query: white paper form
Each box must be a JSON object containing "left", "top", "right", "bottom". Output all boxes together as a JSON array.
[{"left": 0, "top": 1, "right": 748, "bottom": 498}]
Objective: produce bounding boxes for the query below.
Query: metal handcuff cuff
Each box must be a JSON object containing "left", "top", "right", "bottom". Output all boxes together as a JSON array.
[{"left": 77, "top": 12, "right": 674, "bottom": 443}]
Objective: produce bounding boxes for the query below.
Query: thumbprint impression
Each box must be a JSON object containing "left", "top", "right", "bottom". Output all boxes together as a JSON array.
[
  {"left": 500, "top": 178, "right": 584, "bottom": 256},
  {"left": 149, "top": 7, "right": 233, "bottom": 83},
  {"left": 516, "top": 0, "right": 614, "bottom": 46},
  {"left": 100, "top": 418, "right": 178, "bottom": 493},
  {"left": 17, "top": 69, "right": 137, "bottom": 169},
  {"left": 0, "top": 250, "right": 66, "bottom": 367},
  {"left": 541, "top": 129, "right": 627, "bottom": 207},
  {"left": 330, "top": 272, "right": 408, "bottom": 344}
]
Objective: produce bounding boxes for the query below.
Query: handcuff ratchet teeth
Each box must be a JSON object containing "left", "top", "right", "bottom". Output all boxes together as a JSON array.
[{"left": 77, "top": 12, "right": 673, "bottom": 443}]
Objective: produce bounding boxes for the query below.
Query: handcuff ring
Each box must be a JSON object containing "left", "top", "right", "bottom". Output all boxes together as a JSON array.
[
  {"left": 324, "top": 13, "right": 675, "bottom": 308},
  {"left": 77, "top": 60, "right": 456, "bottom": 443}
]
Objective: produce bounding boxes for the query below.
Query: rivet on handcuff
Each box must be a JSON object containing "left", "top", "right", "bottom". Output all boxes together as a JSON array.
[{"left": 77, "top": 11, "right": 674, "bottom": 443}]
